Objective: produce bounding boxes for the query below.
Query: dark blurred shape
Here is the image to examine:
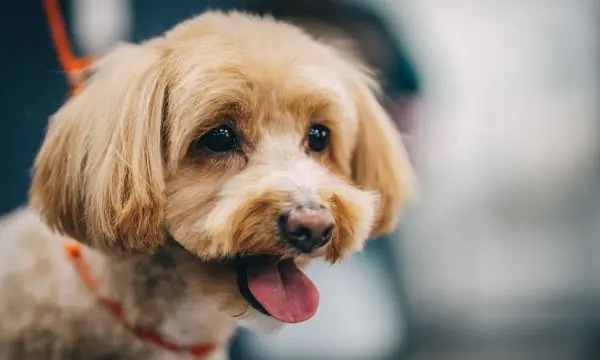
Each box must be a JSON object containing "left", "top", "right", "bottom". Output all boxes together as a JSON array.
[{"left": 0, "top": 1, "right": 69, "bottom": 215}]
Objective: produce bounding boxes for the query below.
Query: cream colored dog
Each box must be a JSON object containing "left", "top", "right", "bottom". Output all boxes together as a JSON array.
[{"left": 0, "top": 11, "right": 411, "bottom": 360}]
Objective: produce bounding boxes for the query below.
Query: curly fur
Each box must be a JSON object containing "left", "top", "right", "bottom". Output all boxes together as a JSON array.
[{"left": 0, "top": 11, "right": 412, "bottom": 359}]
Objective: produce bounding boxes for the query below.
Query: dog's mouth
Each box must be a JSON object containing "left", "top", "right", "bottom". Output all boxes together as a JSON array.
[{"left": 234, "top": 255, "right": 319, "bottom": 323}]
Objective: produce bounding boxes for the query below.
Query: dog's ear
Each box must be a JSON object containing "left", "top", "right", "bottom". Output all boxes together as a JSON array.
[
  {"left": 30, "top": 42, "right": 169, "bottom": 252},
  {"left": 349, "top": 67, "right": 415, "bottom": 237}
]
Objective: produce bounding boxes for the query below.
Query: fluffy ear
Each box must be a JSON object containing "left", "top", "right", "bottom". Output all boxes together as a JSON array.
[
  {"left": 30, "top": 42, "right": 170, "bottom": 252},
  {"left": 350, "top": 71, "right": 415, "bottom": 237}
]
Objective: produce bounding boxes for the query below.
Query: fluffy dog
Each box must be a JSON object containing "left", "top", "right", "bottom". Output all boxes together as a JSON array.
[{"left": 0, "top": 11, "right": 412, "bottom": 360}]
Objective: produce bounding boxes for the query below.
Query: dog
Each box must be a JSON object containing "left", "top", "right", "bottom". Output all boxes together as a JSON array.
[{"left": 0, "top": 11, "right": 412, "bottom": 360}]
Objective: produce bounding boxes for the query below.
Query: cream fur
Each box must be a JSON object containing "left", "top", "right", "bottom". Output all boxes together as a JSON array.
[{"left": 0, "top": 11, "right": 411, "bottom": 359}]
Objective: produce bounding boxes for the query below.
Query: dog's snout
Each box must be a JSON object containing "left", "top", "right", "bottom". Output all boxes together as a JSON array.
[{"left": 279, "top": 207, "right": 335, "bottom": 253}]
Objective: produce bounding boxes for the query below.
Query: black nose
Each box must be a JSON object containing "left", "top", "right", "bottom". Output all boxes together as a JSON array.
[{"left": 278, "top": 207, "right": 335, "bottom": 253}]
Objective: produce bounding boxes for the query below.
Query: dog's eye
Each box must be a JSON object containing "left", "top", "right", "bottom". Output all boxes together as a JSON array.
[
  {"left": 198, "top": 125, "right": 239, "bottom": 153},
  {"left": 307, "top": 124, "right": 330, "bottom": 152}
]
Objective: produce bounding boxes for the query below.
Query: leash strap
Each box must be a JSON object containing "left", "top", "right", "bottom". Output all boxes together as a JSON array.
[
  {"left": 42, "top": 0, "right": 94, "bottom": 95},
  {"left": 64, "top": 242, "right": 219, "bottom": 357}
]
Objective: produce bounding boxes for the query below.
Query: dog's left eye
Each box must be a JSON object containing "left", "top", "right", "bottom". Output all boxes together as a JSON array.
[
  {"left": 198, "top": 125, "right": 239, "bottom": 153},
  {"left": 307, "top": 124, "right": 330, "bottom": 153}
]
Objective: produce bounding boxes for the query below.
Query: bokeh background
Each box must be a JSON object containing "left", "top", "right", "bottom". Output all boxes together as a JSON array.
[{"left": 1, "top": 0, "right": 599, "bottom": 359}]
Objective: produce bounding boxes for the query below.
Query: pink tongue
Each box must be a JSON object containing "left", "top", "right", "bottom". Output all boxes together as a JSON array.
[{"left": 245, "top": 259, "right": 319, "bottom": 323}]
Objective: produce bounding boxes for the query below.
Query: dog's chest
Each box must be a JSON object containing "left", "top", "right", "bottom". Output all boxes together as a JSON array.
[{"left": 155, "top": 295, "right": 236, "bottom": 346}]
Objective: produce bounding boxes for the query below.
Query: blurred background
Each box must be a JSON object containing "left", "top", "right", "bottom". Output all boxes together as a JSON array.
[{"left": 1, "top": 0, "right": 599, "bottom": 359}]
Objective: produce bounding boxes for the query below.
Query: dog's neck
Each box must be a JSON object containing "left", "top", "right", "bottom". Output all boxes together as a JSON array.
[{"left": 82, "top": 238, "right": 238, "bottom": 345}]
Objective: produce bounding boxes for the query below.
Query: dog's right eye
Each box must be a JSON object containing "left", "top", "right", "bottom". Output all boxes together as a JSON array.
[{"left": 197, "top": 125, "right": 239, "bottom": 153}]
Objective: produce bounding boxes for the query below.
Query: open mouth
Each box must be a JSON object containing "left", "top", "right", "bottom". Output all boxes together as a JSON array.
[{"left": 235, "top": 255, "right": 319, "bottom": 323}]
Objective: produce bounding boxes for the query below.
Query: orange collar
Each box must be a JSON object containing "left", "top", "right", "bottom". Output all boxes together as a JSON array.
[{"left": 64, "top": 242, "right": 220, "bottom": 358}]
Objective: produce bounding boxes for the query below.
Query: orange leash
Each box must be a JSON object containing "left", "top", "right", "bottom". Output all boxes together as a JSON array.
[
  {"left": 42, "top": 0, "right": 94, "bottom": 95},
  {"left": 64, "top": 242, "right": 220, "bottom": 357}
]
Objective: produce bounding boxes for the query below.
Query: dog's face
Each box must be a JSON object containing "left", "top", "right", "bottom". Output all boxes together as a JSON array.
[{"left": 30, "top": 12, "right": 412, "bottom": 324}]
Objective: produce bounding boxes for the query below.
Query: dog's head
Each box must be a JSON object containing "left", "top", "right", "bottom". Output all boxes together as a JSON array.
[{"left": 30, "top": 12, "right": 413, "bottom": 324}]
